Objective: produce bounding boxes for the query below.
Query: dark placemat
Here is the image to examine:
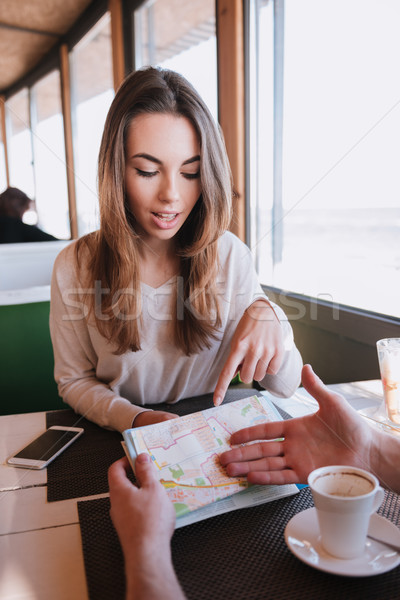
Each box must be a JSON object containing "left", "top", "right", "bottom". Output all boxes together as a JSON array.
[
  {"left": 78, "top": 487, "right": 400, "bottom": 600},
  {"left": 46, "top": 389, "right": 275, "bottom": 502},
  {"left": 46, "top": 410, "right": 125, "bottom": 502}
]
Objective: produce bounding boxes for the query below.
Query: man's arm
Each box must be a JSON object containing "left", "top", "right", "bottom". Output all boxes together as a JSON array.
[
  {"left": 220, "top": 364, "right": 400, "bottom": 494},
  {"left": 108, "top": 455, "right": 186, "bottom": 600}
]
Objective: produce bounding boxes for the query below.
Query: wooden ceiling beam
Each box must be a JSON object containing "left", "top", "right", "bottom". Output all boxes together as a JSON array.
[{"left": 0, "top": 22, "right": 59, "bottom": 37}]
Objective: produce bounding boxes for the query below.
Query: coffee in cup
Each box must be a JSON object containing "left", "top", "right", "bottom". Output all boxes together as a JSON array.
[{"left": 308, "top": 465, "right": 384, "bottom": 559}]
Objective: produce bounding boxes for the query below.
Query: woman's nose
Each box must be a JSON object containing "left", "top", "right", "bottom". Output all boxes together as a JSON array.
[{"left": 158, "top": 174, "right": 180, "bottom": 203}]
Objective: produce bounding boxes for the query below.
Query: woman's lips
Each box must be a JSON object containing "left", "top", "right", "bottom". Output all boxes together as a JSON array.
[
  {"left": 151, "top": 212, "right": 180, "bottom": 229},
  {"left": 153, "top": 212, "right": 177, "bottom": 221}
]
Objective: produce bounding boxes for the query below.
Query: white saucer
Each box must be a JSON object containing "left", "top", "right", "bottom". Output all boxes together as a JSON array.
[{"left": 285, "top": 508, "right": 400, "bottom": 577}]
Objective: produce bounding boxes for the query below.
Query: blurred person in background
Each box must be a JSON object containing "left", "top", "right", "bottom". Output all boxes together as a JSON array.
[{"left": 0, "top": 186, "right": 58, "bottom": 243}]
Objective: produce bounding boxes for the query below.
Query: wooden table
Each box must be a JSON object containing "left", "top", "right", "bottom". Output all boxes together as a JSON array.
[{"left": 0, "top": 381, "right": 394, "bottom": 599}]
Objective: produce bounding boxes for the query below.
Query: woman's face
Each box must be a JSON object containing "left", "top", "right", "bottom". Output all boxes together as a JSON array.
[{"left": 125, "top": 113, "right": 201, "bottom": 249}]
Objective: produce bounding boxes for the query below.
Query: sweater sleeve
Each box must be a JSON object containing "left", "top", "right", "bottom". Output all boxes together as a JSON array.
[{"left": 49, "top": 246, "right": 149, "bottom": 432}]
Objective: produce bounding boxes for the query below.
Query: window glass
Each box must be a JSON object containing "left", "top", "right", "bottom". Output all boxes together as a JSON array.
[
  {"left": 31, "top": 69, "right": 70, "bottom": 239},
  {"left": 247, "top": 0, "right": 274, "bottom": 275},
  {"left": 70, "top": 13, "right": 114, "bottom": 236},
  {"left": 250, "top": 0, "right": 400, "bottom": 318},
  {"left": 134, "top": 0, "right": 217, "bottom": 120},
  {"left": 6, "top": 89, "right": 35, "bottom": 198}
]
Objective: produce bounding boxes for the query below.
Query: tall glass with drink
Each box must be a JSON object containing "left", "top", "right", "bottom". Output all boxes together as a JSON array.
[{"left": 376, "top": 338, "right": 400, "bottom": 426}]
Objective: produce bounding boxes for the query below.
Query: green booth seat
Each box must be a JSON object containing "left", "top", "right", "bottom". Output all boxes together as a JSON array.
[{"left": 0, "top": 287, "right": 65, "bottom": 415}]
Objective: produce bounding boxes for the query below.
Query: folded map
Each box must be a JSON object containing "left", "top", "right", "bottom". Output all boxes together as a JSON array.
[{"left": 122, "top": 394, "right": 298, "bottom": 527}]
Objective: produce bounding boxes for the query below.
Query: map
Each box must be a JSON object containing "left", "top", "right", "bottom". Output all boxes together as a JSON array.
[{"left": 123, "top": 395, "right": 288, "bottom": 518}]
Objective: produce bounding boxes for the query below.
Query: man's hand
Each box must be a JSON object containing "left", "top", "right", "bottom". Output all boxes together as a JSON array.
[
  {"left": 108, "top": 456, "right": 185, "bottom": 600},
  {"left": 220, "top": 364, "right": 376, "bottom": 485}
]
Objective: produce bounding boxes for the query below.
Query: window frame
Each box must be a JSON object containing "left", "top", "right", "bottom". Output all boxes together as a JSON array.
[
  {"left": 244, "top": 0, "right": 400, "bottom": 384},
  {"left": 245, "top": 0, "right": 400, "bottom": 323}
]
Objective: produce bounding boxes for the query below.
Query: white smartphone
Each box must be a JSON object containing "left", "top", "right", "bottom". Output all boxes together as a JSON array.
[{"left": 7, "top": 425, "right": 84, "bottom": 469}]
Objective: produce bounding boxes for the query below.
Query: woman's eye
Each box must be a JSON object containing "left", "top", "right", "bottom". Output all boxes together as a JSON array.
[
  {"left": 136, "top": 168, "right": 157, "bottom": 178},
  {"left": 183, "top": 171, "right": 200, "bottom": 180}
]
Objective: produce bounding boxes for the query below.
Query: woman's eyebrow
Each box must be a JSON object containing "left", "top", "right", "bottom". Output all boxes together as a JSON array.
[
  {"left": 182, "top": 155, "right": 200, "bottom": 166},
  {"left": 132, "top": 153, "right": 161, "bottom": 164},
  {"left": 131, "top": 153, "right": 200, "bottom": 166}
]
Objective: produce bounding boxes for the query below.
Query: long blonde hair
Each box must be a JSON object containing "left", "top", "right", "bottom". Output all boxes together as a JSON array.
[{"left": 77, "top": 67, "right": 232, "bottom": 355}]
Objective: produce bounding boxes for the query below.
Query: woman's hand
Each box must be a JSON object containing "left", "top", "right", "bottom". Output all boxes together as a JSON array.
[
  {"left": 134, "top": 410, "right": 179, "bottom": 428},
  {"left": 213, "top": 300, "right": 284, "bottom": 406}
]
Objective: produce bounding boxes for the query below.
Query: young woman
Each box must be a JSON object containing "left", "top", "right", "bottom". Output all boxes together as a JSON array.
[{"left": 50, "top": 67, "right": 302, "bottom": 432}]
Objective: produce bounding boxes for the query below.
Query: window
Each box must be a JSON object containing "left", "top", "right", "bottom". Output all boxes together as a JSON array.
[
  {"left": 70, "top": 13, "right": 114, "bottom": 237},
  {"left": 5, "top": 89, "right": 35, "bottom": 198},
  {"left": 247, "top": 0, "right": 400, "bottom": 319},
  {"left": 31, "top": 69, "right": 70, "bottom": 239},
  {"left": 134, "top": 0, "right": 217, "bottom": 120}
]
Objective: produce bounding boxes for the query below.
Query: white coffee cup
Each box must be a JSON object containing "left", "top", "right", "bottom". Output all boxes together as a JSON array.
[{"left": 308, "top": 465, "right": 384, "bottom": 559}]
